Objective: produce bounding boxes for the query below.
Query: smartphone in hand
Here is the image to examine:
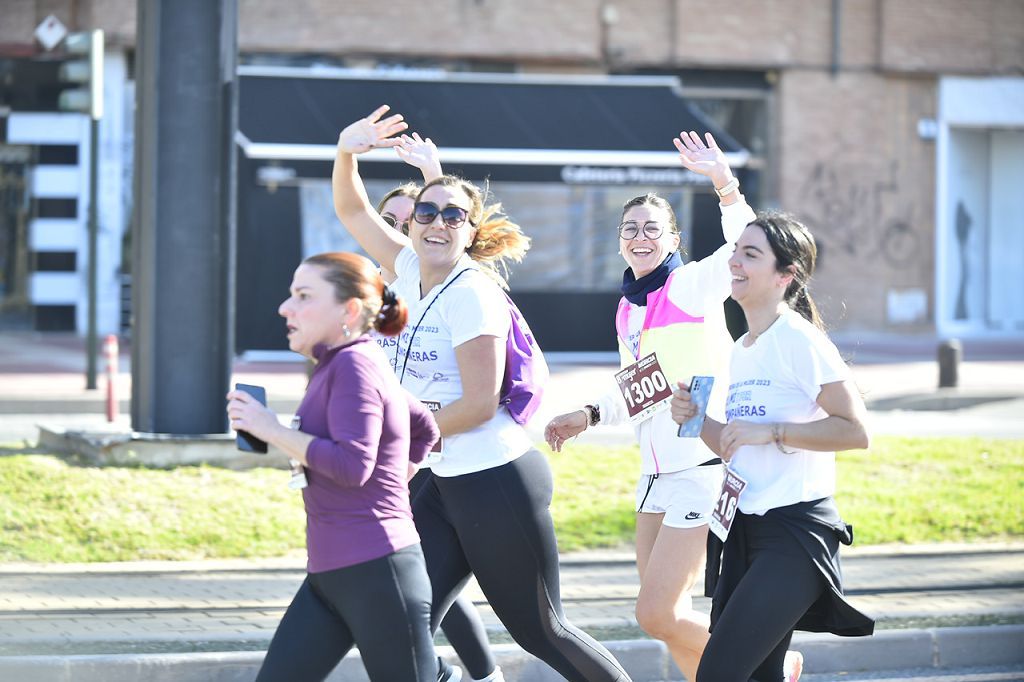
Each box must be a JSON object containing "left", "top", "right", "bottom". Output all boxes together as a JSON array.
[
  {"left": 677, "top": 376, "right": 714, "bottom": 438},
  {"left": 234, "top": 383, "right": 268, "bottom": 453}
]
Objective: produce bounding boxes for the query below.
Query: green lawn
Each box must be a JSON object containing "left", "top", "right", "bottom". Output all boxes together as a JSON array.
[{"left": 0, "top": 436, "right": 1020, "bottom": 562}]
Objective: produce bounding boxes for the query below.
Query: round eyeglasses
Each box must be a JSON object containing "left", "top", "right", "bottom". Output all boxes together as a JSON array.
[{"left": 618, "top": 221, "right": 665, "bottom": 240}]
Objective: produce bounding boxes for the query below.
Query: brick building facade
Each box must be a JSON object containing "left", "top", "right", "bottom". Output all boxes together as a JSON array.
[{"left": 2, "top": 0, "right": 1022, "bottom": 341}]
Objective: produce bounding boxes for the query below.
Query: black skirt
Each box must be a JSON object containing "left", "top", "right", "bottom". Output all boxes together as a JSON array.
[{"left": 705, "top": 496, "right": 875, "bottom": 637}]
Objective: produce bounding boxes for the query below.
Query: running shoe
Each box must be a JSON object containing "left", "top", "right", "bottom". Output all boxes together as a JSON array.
[
  {"left": 437, "top": 657, "right": 463, "bottom": 682},
  {"left": 783, "top": 650, "right": 804, "bottom": 682},
  {"left": 473, "top": 666, "right": 505, "bottom": 682}
]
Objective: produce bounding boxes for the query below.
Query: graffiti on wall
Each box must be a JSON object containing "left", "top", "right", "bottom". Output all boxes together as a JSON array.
[{"left": 797, "top": 159, "right": 920, "bottom": 269}]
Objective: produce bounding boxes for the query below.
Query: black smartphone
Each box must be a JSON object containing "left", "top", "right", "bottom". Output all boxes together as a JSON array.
[{"left": 234, "top": 383, "right": 268, "bottom": 454}]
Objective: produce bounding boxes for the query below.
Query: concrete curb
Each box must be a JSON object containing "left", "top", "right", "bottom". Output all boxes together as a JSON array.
[{"left": 2, "top": 625, "right": 1022, "bottom": 682}]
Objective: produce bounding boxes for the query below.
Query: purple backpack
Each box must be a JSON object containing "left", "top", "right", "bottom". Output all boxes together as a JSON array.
[{"left": 500, "top": 292, "right": 549, "bottom": 426}]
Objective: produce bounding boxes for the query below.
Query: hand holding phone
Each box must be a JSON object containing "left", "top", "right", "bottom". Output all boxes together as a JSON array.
[
  {"left": 233, "top": 383, "right": 268, "bottom": 453},
  {"left": 677, "top": 376, "right": 714, "bottom": 438}
]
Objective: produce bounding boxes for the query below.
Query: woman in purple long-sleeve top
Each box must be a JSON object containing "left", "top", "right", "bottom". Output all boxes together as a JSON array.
[{"left": 227, "top": 251, "right": 440, "bottom": 682}]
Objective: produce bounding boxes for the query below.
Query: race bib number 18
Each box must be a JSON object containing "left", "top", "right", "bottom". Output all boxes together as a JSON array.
[
  {"left": 615, "top": 352, "right": 674, "bottom": 424},
  {"left": 709, "top": 468, "right": 747, "bottom": 542}
]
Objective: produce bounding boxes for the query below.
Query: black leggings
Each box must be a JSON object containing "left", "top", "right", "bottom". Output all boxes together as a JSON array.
[
  {"left": 697, "top": 513, "right": 826, "bottom": 682},
  {"left": 414, "top": 448, "right": 630, "bottom": 682},
  {"left": 255, "top": 544, "right": 435, "bottom": 682},
  {"left": 409, "top": 468, "right": 496, "bottom": 679}
]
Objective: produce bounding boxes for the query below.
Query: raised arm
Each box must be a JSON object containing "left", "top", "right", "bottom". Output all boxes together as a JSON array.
[
  {"left": 669, "top": 131, "right": 757, "bottom": 302},
  {"left": 332, "top": 105, "right": 411, "bottom": 271},
  {"left": 674, "top": 131, "right": 740, "bottom": 206},
  {"left": 395, "top": 133, "right": 443, "bottom": 184}
]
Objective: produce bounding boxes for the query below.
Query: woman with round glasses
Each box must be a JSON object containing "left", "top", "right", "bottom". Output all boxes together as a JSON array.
[
  {"left": 332, "top": 106, "right": 631, "bottom": 682},
  {"left": 543, "top": 132, "right": 799, "bottom": 681}
]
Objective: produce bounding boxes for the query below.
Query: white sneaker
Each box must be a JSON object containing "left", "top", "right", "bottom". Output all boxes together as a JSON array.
[
  {"left": 437, "top": 659, "right": 463, "bottom": 682},
  {"left": 783, "top": 650, "right": 804, "bottom": 682},
  {"left": 473, "top": 666, "right": 505, "bottom": 682}
]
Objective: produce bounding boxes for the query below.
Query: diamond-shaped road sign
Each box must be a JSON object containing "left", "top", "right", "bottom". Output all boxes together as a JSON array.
[{"left": 35, "top": 14, "right": 68, "bottom": 51}]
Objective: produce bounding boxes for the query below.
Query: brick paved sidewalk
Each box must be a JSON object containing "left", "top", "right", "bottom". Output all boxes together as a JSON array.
[{"left": 1, "top": 543, "right": 1021, "bottom": 656}]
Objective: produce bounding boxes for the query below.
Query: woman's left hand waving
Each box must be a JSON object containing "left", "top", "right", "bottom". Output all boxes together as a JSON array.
[{"left": 673, "top": 131, "right": 734, "bottom": 188}]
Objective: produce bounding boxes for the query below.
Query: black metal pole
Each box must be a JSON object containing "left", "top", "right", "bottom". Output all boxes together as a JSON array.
[
  {"left": 131, "top": 0, "right": 238, "bottom": 433},
  {"left": 85, "top": 116, "right": 99, "bottom": 389}
]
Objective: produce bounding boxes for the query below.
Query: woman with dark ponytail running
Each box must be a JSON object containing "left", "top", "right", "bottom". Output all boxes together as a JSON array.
[
  {"left": 227, "top": 252, "right": 439, "bottom": 682},
  {"left": 671, "top": 212, "right": 875, "bottom": 681}
]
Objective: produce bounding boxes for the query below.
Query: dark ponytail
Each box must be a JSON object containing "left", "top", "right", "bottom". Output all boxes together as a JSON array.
[
  {"left": 375, "top": 283, "right": 408, "bottom": 337},
  {"left": 749, "top": 211, "right": 824, "bottom": 330}
]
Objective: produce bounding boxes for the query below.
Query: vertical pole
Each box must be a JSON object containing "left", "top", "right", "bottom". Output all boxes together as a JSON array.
[
  {"left": 105, "top": 334, "right": 119, "bottom": 421},
  {"left": 85, "top": 116, "right": 99, "bottom": 389},
  {"left": 131, "top": 0, "right": 238, "bottom": 433}
]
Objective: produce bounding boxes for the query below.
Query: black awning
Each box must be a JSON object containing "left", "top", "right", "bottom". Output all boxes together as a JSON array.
[{"left": 236, "top": 66, "right": 746, "bottom": 166}]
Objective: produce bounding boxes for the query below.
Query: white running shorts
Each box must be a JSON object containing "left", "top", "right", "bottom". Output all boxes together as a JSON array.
[{"left": 634, "top": 464, "right": 723, "bottom": 529}]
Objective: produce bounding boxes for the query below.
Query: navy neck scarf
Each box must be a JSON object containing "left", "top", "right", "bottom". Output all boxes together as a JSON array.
[{"left": 620, "top": 252, "right": 683, "bottom": 306}]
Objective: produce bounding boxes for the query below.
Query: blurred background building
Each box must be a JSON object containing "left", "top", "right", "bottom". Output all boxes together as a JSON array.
[{"left": 1, "top": 0, "right": 1021, "bottom": 352}]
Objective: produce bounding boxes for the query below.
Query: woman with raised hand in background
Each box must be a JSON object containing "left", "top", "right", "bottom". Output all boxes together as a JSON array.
[{"left": 544, "top": 131, "right": 759, "bottom": 682}]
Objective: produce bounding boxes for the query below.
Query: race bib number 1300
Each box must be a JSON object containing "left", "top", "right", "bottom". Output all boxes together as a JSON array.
[{"left": 615, "top": 352, "right": 673, "bottom": 424}]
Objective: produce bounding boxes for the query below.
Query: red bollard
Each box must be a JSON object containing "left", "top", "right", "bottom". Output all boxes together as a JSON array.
[{"left": 104, "top": 334, "right": 119, "bottom": 422}]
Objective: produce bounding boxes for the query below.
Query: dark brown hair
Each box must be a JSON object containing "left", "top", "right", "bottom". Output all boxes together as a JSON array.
[
  {"left": 621, "top": 193, "right": 685, "bottom": 256},
  {"left": 749, "top": 210, "right": 823, "bottom": 330},
  {"left": 302, "top": 252, "right": 408, "bottom": 336}
]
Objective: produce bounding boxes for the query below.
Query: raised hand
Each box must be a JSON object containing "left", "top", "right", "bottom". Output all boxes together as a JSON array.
[
  {"left": 672, "top": 131, "right": 733, "bottom": 188},
  {"left": 338, "top": 105, "right": 408, "bottom": 155},
  {"left": 395, "top": 132, "right": 443, "bottom": 181}
]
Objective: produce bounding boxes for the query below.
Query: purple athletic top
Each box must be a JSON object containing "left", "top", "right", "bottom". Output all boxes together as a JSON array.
[{"left": 297, "top": 336, "right": 439, "bottom": 573}]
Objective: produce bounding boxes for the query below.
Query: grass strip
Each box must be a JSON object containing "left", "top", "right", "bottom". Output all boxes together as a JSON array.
[{"left": 0, "top": 436, "right": 1020, "bottom": 562}]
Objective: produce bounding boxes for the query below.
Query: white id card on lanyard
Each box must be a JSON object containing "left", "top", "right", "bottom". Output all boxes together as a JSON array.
[
  {"left": 287, "top": 415, "right": 308, "bottom": 490},
  {"left": 708, "top": 466, "right": 746, "bottom": 542}
]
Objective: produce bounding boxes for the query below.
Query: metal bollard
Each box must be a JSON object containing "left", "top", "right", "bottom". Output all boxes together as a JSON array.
[
  {"left": 938, "top": 338, "right": 961, "bottom": 389},
  {"left": 104, "top": 334, "right": 119, "bottom": 422}
]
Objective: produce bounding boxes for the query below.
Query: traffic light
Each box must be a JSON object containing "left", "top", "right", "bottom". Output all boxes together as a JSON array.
[{"left": 58, "top": 30, "right": 103, "bottom": 120}]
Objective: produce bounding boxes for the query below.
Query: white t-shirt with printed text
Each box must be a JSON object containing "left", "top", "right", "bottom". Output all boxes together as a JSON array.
[
  {"left": 726, "top": 308, "right": 850, "bottom": 515},
  {"left": 389, "top": 247, "right": 533, "bottom": 477}
]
